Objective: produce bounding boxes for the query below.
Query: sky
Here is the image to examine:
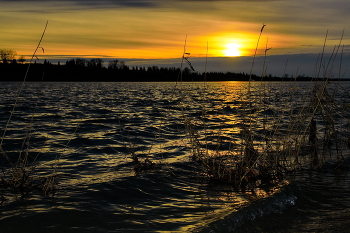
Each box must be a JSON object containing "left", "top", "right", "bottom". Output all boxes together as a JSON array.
[{"left": 1, "top": 0, "right": 350, "bottom": 77}]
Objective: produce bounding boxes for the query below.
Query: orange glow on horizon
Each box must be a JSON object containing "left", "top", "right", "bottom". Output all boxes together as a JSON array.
[
  {"left": 194, "top": 32, "right": 260, "bottom": 58},
  {"left": 1, "top": 1, "right": 347, "bottom": 64},
  {"left": 15, "top": 29, "right": 303, "bottom": 61}
]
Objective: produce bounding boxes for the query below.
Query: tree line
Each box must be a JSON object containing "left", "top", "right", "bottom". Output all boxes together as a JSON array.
[
  {"left": 0, "top": 59, "right": 260, "bottom": 82},
  {"left": 0, "top": 49, "right": 320, "bottom": 82},
  {"left": 0, "top": 49, "right": 26, "bottom": 64}
]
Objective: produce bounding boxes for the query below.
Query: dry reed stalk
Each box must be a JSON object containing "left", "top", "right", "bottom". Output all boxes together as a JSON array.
[
  {"left": 187, "top": 29, "right": 350, "bottom": 190},
  {"left": 0, "top": 21, "right": 63, "bottom": 196},
  {"left": 122, "top": 35, "right": 198, "bottom": 173}
]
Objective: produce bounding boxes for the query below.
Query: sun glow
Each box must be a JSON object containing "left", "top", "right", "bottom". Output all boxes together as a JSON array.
[{"left": 224, "top": 43, "right": 242, "bottom": 56}]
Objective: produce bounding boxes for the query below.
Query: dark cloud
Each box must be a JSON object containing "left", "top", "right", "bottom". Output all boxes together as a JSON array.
[
  {"left": 71, "top": 0, "right": 158, "bottom": 8},
  {"left": 0, "top": 0, "right": 278, "bottom": 7},
  {"left": 41, "top": 52, "right": 350, "bottom": 79},
  {"left": 1, "top": 0, "right": 159, "bottom": 8},
  {"left": 122, "top": 53, "right": 350, "bottom": 78}
]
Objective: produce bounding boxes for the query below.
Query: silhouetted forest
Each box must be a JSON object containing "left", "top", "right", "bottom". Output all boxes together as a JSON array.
[{"left": 0, "top": 59, "right": 331, "bottom": 82}]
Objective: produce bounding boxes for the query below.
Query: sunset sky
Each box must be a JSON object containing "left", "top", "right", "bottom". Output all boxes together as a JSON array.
[{"left": 1, "top": 0, "right": 350, "bottom": 77}]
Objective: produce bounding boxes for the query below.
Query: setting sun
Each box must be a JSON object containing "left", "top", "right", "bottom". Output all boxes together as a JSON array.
[{"left": 224, "top": 43, "right": 242, "bottom": 57}]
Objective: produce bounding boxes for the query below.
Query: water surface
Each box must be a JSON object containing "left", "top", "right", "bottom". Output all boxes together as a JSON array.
[{"left": 0, "top": 81, "right": 349, "bottom": 232}]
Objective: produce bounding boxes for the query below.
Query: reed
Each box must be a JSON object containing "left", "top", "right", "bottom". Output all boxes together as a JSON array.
[
  {"left": 1, "top": 23, "right": 349, "bottom": 203},
  {"left": 0, "top": 21, "right": 61, "bottom": 196},
  {"left": 182, "top": 28, "right": 349, "bottom": 190}
]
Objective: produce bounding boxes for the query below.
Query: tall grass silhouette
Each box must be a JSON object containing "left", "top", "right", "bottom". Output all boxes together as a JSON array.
[
  {"left": 0, "top": 21, "right": 62, "bottom": 196},
  {"left": 182, "top": 27, "right": 349, "bottom": 189},
  {"left": 1, "top": 23, "right": 349, "bottom": 204}
]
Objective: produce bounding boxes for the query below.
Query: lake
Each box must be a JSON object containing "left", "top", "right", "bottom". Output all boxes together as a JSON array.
[{"left": 0, "top": 81, "right": 349, "bottom": 232}]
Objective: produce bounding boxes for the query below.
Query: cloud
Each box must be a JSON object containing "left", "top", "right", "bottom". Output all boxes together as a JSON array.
[
  {"left": 70, "top": 0, "right": 159, "bottom": 8},
  {"left": 120, "top": 53, "right": 350, "bottom": 78},
  {"left": 41, "top": 50, "right": 350, "bottom": 78},
  {"left": 0, "top": 0, "right": 280, "bottom": 8},
  {"left": 0, "top": 0, "right": 159, "bottom": 9},
  {"left": 2, "top": 0, "right": 349, "bottom": 68}
]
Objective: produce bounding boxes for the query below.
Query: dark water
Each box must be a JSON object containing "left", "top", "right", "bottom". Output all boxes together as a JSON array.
[
  {"left": 200, "top": 165, "right": 350, "bottom": 233},
  {"left": 0, "top": 81, "right": 349, "bottom": 232}
]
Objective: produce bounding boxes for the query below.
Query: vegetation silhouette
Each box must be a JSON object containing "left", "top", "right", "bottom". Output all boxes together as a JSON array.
[{"left": 0, "top": 57, "right": 328, "bottom": 82}]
